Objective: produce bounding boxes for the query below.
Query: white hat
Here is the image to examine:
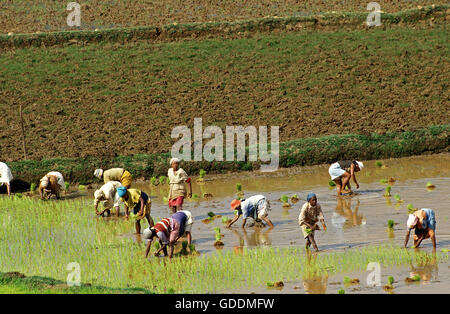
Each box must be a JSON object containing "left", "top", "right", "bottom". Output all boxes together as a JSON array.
[
  {"left": 94, "top": 169, "right": 103, "bottom": 178},
  {"left": 407, "top": 214, "right": 418, "bottom": 229},
  {"left": 355, "top": 161, "right": 364, "bottom": 170},
  {"left": 170, "top": 157, "right": 180, "bottom": 165},
  {"left": 142, "top": 227, "right": 155, "bottom": 240}
]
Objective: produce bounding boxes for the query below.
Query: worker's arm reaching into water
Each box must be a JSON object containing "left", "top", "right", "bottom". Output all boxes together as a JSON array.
[
  {"left": 155, "top": 242, "right": 169, "bottom": 257},
  {"left": 404, "top": 209, "right": 437, "bottom": 248},
  {"left": 137, "top": 196, "right": 145, "bottom": 216},
  {"left": 226, "top": 213, "right": 242, "bottom": 228},
  {"left": 227, "top": 195, "right": 274, "bottom": 229},
  {"left": 143, "top": 228, "right": 168, "bottom": 258},
  {"left": 328, "top": 160, "right": 363, "bottom": 196},
  {"left": 404, "top": 229, "right": 412, "bottom": 248},
  {"left": 350, "top": 163, "right": 360, "bottom": 190}
]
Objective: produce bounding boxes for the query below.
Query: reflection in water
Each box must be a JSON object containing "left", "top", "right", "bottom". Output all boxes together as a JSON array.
[
  {"left": 385, "top": 197, "right": 393, "bottom": 207},
  {"left": 231, "top": 227, "right": 273, "bottom": 247},
  {"left": 303, "top": 251, "right": 328, "bottom": 294},
  {"left": 46, "top": 154, "right": 449, "bottom": 258},
  {"left": 301, "top": 250, "right": 328, "bottom": 294},
  {"left": 303, "top": 274, "right": 328, "bottom": 294},
  {"left": 332, "top": 198, "right": 365, "bottom": 229},
  {"left": 409, "top": 252, "right": 438, "bottom": 283},
  {"left": 387, "top": 228, "right": 395, "bottom": 240},
  {"left": 134, "top": 233, "right": 142, "bottom": 245}
]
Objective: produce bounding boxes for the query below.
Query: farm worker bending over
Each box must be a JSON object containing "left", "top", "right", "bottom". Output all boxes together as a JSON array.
[
  {"left": 0, "top": 162, "right": 13, "bottom": 196},
  {"left": 299, "top": 193, "right": 327, "bottom": 252},
  {"left": 94, "top": 168, "right": 132, "bottom": 188},
  {"left": 328, "top": 160, "right": 363, "bottom": 196},
  {"left": 39, "top": 171, "right": 66, "bottom": 200},
  {"left": 142, "top": 210, "right": 194, "bottom": 258},
  {"left": 168, "top": 158, "right": 192, "bottom": 213},
  {"left": 227, "top": 194, "right": 274, "bottom": 229},
  {"left": 405, "top": 208, "right": 436, "bottom": 249},
  {"left": 94, "top": 181, "right": 122, "bottom": 217},
  {"left": 118, "top": 186, "right": 154, "bottom": 234}
]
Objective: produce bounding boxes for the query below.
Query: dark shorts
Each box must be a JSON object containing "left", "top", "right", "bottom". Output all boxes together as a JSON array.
[{"left": 133, "top": 192, "right": 149, "bottom": 214}]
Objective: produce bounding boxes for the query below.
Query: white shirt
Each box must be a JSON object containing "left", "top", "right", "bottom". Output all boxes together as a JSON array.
[
  {"left": 168, "top": 168, "right": 189, "bottom": 199},
  {"left": 0, "top": 162, "right": 13, "bottom": 185},
  {"left": 46, "top": 171, "right": 65, "bottom": 190},
  {"left": 94, "top": 181, "right": 122, "bottom": 208}
]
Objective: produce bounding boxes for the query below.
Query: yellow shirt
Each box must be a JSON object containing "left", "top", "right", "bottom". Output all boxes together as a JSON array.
[
  {"left": 103, "top": 168, "right": 125, "bottom": 183},
  {"left": 120, "top": 188, "right": 142, "bottom": 209}
]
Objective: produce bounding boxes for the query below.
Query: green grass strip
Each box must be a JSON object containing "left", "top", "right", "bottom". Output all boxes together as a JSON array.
[{"left": 0, "top": 272, "right": 152, "bottom": 294}]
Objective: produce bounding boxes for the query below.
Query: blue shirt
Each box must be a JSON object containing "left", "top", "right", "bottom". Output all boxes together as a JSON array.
[
  {"left": 238, "top": 195, "right": 266, "bottom": 219},
  {"left": 421, "top": 208, "right": 436, "bottom": 231}
]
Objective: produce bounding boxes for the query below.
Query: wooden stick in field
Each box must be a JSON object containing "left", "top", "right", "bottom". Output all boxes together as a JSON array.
[{"left": 19, "top": 103, "right": 27, "bottom": 159}]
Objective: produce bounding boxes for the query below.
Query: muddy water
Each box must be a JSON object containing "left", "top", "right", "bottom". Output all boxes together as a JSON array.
[
  {"left": 233, "top": 257, "right": 450, "bottom": 294},
  {"left": 126, "top": 154, "right": 450, "bottom": 256},
  {"left": 27, "top": 153, "right": 450, "bottom": 293},
  {"left": 56, "top": 154, "right": 450, "bottom": 255}
]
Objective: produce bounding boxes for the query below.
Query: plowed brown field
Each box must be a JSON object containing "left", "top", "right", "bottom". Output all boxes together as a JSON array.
[
  {"left": 1, "top": 0, "right": 441, "bottom": 34},
  {"left": 0, "top": 27, "right": 448, "bottom": 162}
]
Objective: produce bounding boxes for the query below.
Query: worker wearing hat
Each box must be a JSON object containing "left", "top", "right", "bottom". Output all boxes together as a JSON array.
[
  {"left": 167, "top": 157, "right": 192, "bottom": 213},
  {"left": 405, "top": 208, "right": 436, "bottom": 249},
  {"left": 328, "top": 160, "right": 364, "bottom": 196},
  {"left": 227, "top": 194, "right": 274, "bottom": 229}
]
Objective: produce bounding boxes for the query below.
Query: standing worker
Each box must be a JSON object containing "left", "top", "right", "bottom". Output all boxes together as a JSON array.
[
  {"left": 0, "top": 162, "right": 13, "bottom": 196},
  {"left": 94, "top": 181, "right": 122, "bottom": 217},
  {"left": 298, "top": 193, "right": 327, "bottom": 252},
  {"left": 118, "top": 186, "right": 154, "bottom": 234},
  {"left": 167, "top": 158, "right": 192, "bottom": 213},
  {"left": 39, "top": 171, "right": 66, "bottom": 200},
  {"left": 227, "top": 194, "right": 274, "bottom": 229},
  {"left": 328, "top": 160, "right": 364, "bottom": 196},
  {"left": 94, "top": 168, "right": 133, "bottom": 188}
]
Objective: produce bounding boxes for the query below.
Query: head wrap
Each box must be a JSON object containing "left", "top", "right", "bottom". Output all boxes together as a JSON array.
[
  {"left": 355, "top": 161, "right": 364, "bottom": 170},
  {"left": 142, "top": 227, "right": 155, "bottom": 240},
  {"left": 407, "top": 214, "right": 419, "bottom": 229},
  {"left": 230, "top": 199, "right": 241, "bottom": 210},
  {"left": 40, "top": 176, "right": 49, "bottom": 188},
  {"left": 170, "top": 157, "right": 180, "bottom": 165},
  {"left": 306, "top": 192, "right": 317, "bottom": 202},
  {"left": 94, "top": 189, "right": 104, "bottom": 200},
  {"left": 117, "top": 186, "right": 127, "bottom": 198},
  {"left": 94, "top": 169, "right": 103, "bottom": 178}
]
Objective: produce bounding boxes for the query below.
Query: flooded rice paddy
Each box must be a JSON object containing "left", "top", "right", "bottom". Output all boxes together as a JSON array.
[
  {"left": 2, "top": 154, "right": 449, "bottom": 293},
  {"left": 102, "top": 154, "right": 450, "bottom": 293},
  {"left": 133, "top": 154, "right": 450, "bottom": 255}
]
